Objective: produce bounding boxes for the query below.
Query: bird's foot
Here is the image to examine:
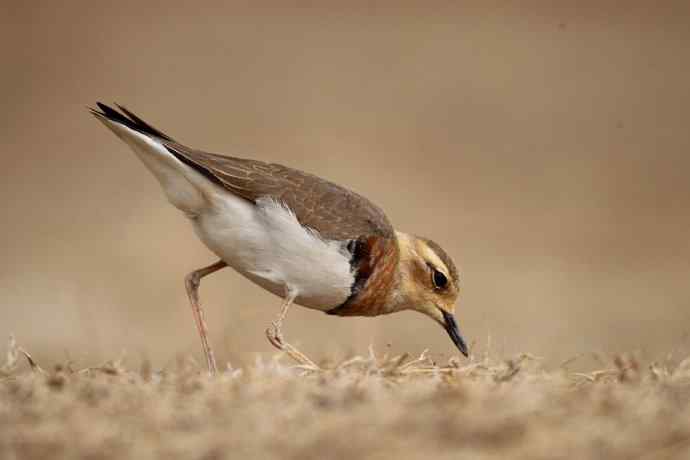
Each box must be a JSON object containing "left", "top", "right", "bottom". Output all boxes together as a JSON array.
[{"left": 265, "top": 326, "right": 320, "bottom": 371}]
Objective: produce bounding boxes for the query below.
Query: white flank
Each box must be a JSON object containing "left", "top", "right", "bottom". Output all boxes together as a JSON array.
[{"left": 99, "top": 118, "right": 354, "bottom": 310}]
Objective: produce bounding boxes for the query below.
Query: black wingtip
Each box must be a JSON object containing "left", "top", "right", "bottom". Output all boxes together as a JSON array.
[
  {"left": 95, "top": 102, "right": 133, "bottom": 126},
  {"left": 96, "top": 102, "right": 113, "bottom": 114},
  {"left": 114, "top": 103, "right": 173, "bottom": 141},
  {"left": 89, "top": 101, "right": 174, "bottom": 142}
]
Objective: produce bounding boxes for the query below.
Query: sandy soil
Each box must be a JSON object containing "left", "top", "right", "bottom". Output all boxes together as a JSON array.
[{"left": 2, "top": 337, "right": 689, "bottom": 460}]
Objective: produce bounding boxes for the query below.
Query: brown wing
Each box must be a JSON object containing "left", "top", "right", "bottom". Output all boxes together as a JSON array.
[{"left": 164, "top": 141, "right": 395, "bottom": 242}]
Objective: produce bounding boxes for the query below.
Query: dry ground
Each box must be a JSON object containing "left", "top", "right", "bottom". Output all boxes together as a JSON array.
[{"left": 1, "top": 337, "right": 689, "bottom": 460}]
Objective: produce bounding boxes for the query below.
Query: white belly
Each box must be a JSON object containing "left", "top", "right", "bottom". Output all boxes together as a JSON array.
[{"left": 192, "top": 194, "right": 354, "bottom": 310}]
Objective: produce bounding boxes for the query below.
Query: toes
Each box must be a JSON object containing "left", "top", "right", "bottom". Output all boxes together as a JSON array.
[{"left": 265, "top": 328, "right": 284, "bottom": 349}]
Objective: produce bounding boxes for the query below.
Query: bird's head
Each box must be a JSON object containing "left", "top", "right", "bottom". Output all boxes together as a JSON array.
[{"left": 394, "top": 232, "right": 468, "bottom": 357}]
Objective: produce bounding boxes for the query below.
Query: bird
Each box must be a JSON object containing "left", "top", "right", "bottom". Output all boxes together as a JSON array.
[{"left": 90, "top": 102, "right": 468, "bottom": 374}]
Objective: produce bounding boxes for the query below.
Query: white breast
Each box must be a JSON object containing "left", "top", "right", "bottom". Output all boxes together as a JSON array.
[{"left": 193, "top": 195, "right": 355, "bottom": 310}]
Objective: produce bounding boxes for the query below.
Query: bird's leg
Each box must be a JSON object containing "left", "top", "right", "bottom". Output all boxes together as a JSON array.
[
  {"left": 265, "top": 288, "right": 320, "bottom": 370},
  {"left": 184, "top": 260, "right": 227, "bottom": 375}
]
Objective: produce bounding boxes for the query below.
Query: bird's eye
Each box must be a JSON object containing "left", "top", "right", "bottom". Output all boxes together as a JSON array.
[{"left": 432, "top": 269, "right": 448, "bottom": 289}]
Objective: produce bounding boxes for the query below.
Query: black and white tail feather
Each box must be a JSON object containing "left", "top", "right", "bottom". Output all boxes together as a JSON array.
[
  {"left": 91, "top": 102, "right": 222, "bottom": 215},
  {"left": 90, "top": 102, "right": 174, "bottom": 142}
]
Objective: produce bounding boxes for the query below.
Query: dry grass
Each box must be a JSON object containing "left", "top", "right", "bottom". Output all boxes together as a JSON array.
[{"left": 1, "top": 337, "right": 690, "bottom": 460}]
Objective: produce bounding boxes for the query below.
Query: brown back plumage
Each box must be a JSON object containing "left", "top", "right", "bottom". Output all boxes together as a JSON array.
[
  {"left": 92, "top": 103, "right": 395, "bottom": 243},
  {"left": 165, "top": 142, "right": 395, "bottom": 242}
]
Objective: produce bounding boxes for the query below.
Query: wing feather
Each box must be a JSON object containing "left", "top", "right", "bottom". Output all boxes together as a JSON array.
[
  {"left": 164, "top": 142, "right": 395, "bottom": 242},
  {"left": 91, "top": 102, "right": 394, "bottom": 242}
]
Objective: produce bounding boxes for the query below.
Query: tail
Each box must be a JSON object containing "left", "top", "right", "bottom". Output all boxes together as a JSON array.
[
  {"left": 89, "top": 102, "right": 174, "bottom": 142},
  {"left": 90, "top": 102, "right": 220, "bottom": 215}
]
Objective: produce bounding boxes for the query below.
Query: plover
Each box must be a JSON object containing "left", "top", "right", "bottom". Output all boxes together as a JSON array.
[{"left": 91, "top": 103, "right": 468, "bottom": 373}]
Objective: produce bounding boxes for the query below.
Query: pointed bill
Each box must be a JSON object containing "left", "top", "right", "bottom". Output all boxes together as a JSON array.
[{"left": 441, "top": 310, "right": 468, "bottom": 357}]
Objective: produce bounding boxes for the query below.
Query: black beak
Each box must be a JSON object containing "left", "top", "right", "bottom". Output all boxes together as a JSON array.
[{"left": 441, "top": 310, "right": 469, "bottom": 357}]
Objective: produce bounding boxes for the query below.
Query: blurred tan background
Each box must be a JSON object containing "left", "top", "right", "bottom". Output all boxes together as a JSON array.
[{"left": 1, "top": 2, "right": 689, "bottom": 369}]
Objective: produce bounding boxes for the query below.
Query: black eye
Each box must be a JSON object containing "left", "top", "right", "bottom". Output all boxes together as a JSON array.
[{"left": 432, "top": 269, "right": 448, "bottom": 289}]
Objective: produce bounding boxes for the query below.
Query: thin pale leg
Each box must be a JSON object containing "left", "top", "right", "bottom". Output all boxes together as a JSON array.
[
  {"left": 265, "top": 288, "right": 320, "bottom": 370},
  {"left": 184, "top": 260, "right": 227, "bottom": 374}
]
